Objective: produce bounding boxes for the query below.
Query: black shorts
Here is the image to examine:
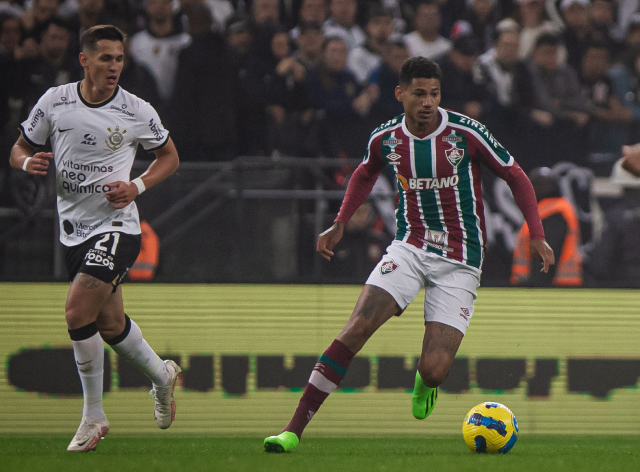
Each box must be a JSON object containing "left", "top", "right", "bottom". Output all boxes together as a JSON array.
[{"left": 64, "top": 232, "right": 141, "bottom": 289}]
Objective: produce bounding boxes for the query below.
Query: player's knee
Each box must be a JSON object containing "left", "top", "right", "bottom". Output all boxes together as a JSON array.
[{"left": 417, "top": 363, "right": 449, "bottom": 388}]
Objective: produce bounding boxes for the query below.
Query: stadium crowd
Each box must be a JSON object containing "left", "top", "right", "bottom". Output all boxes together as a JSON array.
[
  {"left": 2, "top": 0, "right": 640, "bottom": 286},
  {"left": 2, "top": 0, "right": 640, "bottom": 168}
]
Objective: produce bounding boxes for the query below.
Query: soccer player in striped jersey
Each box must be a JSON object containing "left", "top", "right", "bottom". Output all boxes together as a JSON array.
[{"left": 264, "top": 56, "right": 555, "bottom": 453}]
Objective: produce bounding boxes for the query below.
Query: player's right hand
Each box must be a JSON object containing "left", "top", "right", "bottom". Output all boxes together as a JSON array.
[
  {"left": 25, "top": 152, "right": 54, "bottom": 175},
  {"left": 317, "top": 221, "right": 344, "bottom": 261}
]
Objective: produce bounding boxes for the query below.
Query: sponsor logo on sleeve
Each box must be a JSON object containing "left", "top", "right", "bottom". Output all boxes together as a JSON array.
[
  {"left": 148, "top": 118, "right": 164, "bottom": 141},
  {"left": 27, "top": 108, "right": 45, "bottom": 132}
]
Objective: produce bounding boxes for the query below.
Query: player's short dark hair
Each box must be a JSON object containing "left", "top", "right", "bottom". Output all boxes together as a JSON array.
[
  {"left": 399, "top": 56, "right": 442, "bottom": 86},
  {"left": 80, "top": 25, "right": 126, "bottom": 53}
]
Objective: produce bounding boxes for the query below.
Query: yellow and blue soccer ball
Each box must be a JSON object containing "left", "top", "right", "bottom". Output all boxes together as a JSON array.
[{"left": 462, "top": 402, "right": 519, "bottom": 454}]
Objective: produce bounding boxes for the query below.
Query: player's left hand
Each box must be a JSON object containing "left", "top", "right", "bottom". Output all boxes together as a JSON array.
[
  {"left": 529, "top": 239, "right": 555, "bottom": 273},
  {"left": 105, "top": 180, "right": 138, "bottom": 209}
]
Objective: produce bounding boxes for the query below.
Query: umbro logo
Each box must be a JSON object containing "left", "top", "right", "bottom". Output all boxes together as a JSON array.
[{"left": 459, "top": 308, "right": 470, "bottom": 320}]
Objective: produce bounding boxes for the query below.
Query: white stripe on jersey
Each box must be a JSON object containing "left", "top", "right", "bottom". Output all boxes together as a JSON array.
[
  {"left": 431, "top": 137, "right": 448, "bottom": 257},
  {"left": 409, "top": 137, "right": 429, "bottom": 249},
  {"left": 452, "top": 161, "right": 468, "bottom": 264},
  {"left": 467, "top": 162, "right": 485, "bottom": 262},
  {"left": 448, "top": 122, "right": 514, "bottom": 167}
]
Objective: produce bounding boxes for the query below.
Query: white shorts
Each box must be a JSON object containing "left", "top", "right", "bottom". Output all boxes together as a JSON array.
[{"left": 365, "top": 240, "right": 481, "bottom": 334}]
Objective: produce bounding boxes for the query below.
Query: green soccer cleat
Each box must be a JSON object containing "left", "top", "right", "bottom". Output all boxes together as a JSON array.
[
  {"left": 412, "top": 370, "right": 438, "bottom": 420},
  {"left": 264, "top": 432, "right": 299, "bottom": 453}
]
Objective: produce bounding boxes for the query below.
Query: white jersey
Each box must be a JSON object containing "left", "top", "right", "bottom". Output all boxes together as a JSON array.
[{"left": 20, "top": 82, "right": 169, "bottom": 247}]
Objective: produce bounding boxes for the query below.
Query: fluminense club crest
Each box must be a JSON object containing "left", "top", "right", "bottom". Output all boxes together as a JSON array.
[
  {"left": 444, "top": 132, "right": 464, "bottom": 167},
  {"left": 445, "top": 147, "right": 464, "bottom": 166},
  {"left": 380, "top": 260, "right": 399, "bottom": 275}
]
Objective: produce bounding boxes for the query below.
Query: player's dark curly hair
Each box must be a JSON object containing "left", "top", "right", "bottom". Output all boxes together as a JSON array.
[
  {"left": 399, "top": 56, "right": 442, "bottom": 86},
  {"left": 80, "top": 25, "right": 126, "bottom": 53}
]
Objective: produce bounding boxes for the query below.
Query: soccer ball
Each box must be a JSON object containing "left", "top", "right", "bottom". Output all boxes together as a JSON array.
[{"left": 462, "top": 402, "right": 519, "bottom": 454}]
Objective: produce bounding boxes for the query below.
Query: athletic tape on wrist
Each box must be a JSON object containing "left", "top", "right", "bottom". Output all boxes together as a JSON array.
[
  {"left": 22, "top": 157, "right": 32, "bottom": 172},
  {"left": 132, "top": 177, "right": 146, "bottom": 195}
]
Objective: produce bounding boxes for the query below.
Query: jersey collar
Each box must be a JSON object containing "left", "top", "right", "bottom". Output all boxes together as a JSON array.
[
  {"left": 401, "top": 107, "right": 448, "bottom": 140},
  {"left": 77, "top": 81, "right": 121, "bottom": 109}
]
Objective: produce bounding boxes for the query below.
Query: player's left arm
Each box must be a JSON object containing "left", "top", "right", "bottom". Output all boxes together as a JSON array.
[
  {"left": 472, "top": 136, "right": 555, "bottom": 272},
  {"left": 105, "top": 138, "right": 179, "bottom": 209}
]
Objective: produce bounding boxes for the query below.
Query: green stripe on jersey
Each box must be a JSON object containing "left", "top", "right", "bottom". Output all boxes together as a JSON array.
[
  {"left": 395, "top": 176, "right": 408, "bottom": 241},
  {"left": 456, "top": 166, "right": 482, "bottom": 268},
  {"left": 413, "top": 140, "right": 445, "bottom": 257}
]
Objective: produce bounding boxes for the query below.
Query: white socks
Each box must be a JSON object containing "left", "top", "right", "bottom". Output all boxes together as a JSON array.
[
  {"left": 109, "top": 318, "right": 170, "bottom": 387},
  {"left": 71, "top": 331, "right": 105, "bottom": 420}
]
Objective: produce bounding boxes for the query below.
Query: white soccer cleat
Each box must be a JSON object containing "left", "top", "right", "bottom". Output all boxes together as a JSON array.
[
  {"left": 67, "top": 416, "right": 109, "bottom": 452},
  {"left": 150, "top": 359, "right": 182, "bottom": 429}
]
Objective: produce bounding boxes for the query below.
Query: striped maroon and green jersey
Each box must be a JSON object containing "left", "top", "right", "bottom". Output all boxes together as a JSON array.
[{"left": 363, "top": 108, "right": 516, "bottom": 269}]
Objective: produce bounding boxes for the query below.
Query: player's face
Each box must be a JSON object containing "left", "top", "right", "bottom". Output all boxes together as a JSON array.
[
  {"left": 80, "top": 39, "right": 124, "bottom": 95},
  {"left": 395, "top": 77, "right": 441, "bottom": 128}
]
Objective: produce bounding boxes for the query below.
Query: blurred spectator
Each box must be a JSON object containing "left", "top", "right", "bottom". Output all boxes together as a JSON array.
[
  {"left": 129, "top": 0, "right": 191, "bottom": 106},
  {"left": 201, "top": 0, "right": 234, "bottom": 32},
  {"left": 118, "top": 37, "right": 162, "bottom": 111},
  {"left": 249, "top": 0, "right": 280, "bottom": 57},
  {"left": 0, "top": 1, "right": 23, "bottom": 17},
  {"left": 585, "top": 157, "right": 640, "bottom": 287},
  {"left": 294, "top": 19, "right": 323, "bottom": 69},
  {"left": 367, "top": 38, "right": 408, "bottom": 123},
  {"left": 169, "top": 4, "right": 237, "bottom": 160},
  {"left": 347, "top": 4, "right": 394, "bottom": 85},
  {"left": 19, "top": 17, "right": 82, "bottom": 113},
  {"left": 289, "top": 0, "right": 327, "bottom": 40},
  {"left": 239, "top": 26, "right": 295, "bottom": 155},
  {"left": 323, "top": 0, "right": 365, "bottom": 51},
  {"left": 588, "top": 0, "right": 621, "bottom": 58},
  {"left": 227, "top": 15, "right": 252, "bottom": 58},
  {"left": 579, "top": 41, "right": 632, "bottom": 172},
  {"left": 513, "top": 0, "right": 562, "bottom": 59},
  {"left": 265, "top": 27, "right": 316, "bottom": 156},
  {"left": 102, "top": 0, "right": 145, "bottom": 34},
  {"left": 438, "top": 35, "right": 485, "bottom": 120},
  {"left": 66, "top": 0, "right": 111, "bottom": 57},
  {"left": 560, "top": 0, "right": 593, "bottom": 71},
  {"left": 473, "top": 19, "right": 536, "bottom": 163},
  {"left": 609, "top": 45, "right": 640, "bottom": 143},
  {"left": 306, "top": 35, "right": 374, "bottom": 158},
  {"left": 511, "top": 167, "right": 583, "bottom": 286},
  {"left": 20, "top": 0, "right": 61, "bottom": 60},
  {"left": 457, "top": 0, "right": 500, "bottom": 53},
  {"left": 526, "top": 33, "right": 589, "bottom": 166},
  {"left": 623, "top": 14, "right": 640, "bottom": 51},
  {"left": 22, "top": 0, "right": 61, "bottom": 35},
  {"left": 621, "top": 142, "right": 640, "bottom": 175},
  {"left": 403, "top": 0, "right": 451, "bottom": 61}
]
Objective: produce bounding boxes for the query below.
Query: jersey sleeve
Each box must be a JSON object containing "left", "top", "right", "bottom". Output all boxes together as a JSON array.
[
  {"left": 19, "top": 89, "right": 54, "bottom": 147},
  {"left": 335, "top": 132, "right": 387, "bottom": 224},
  {"left": 135, "top": 100, "right": 170, "bottom": 151},
  {"left": 467, "top": 129, "right": 545, "bottom": 240}
]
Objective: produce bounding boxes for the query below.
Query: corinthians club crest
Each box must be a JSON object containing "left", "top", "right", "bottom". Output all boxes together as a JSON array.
[
  {"left": 443, "top": 132, "right": 464, "bottom": 167},
  {"left": 105, "top": 125, "right": 127, "bottom": 151}
]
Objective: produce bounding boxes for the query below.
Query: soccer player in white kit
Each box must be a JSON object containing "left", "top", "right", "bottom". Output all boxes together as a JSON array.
[
  {"left": 9, "top": 25, "right": 181, "bottom": 452},
  {"left": 264, "top": 56, "right": 556, "bottom": 452}
]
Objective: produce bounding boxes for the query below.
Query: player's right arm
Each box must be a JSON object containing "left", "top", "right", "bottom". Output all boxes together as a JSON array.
[
  {"left": 9, "top": 136, "right": 54, "bottom": 175},
  {"left": 317, "top": 130, "right": 386, "bottom": 261}
]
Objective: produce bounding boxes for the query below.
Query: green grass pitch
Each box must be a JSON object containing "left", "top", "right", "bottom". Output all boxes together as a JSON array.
[{"left": 1, "top": 436, "right": 638, "bottom": 472}]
